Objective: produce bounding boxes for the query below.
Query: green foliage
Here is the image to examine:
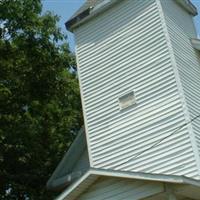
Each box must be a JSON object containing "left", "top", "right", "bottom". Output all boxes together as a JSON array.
[{"left": 0, "top": 0, "right": 83, "bottom": 199}]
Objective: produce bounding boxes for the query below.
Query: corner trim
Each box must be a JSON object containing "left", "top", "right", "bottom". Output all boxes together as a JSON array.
[
  {"left": 74, "top": 45, "right": 94, "bottom": 168},
  {"left": 156, "top": 0, "right": 200, "bottom": 178}
]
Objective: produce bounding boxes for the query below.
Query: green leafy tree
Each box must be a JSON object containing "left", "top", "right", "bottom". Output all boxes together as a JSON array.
[{"left": 0, "top": 0, "right": 83, "bottom": 199}]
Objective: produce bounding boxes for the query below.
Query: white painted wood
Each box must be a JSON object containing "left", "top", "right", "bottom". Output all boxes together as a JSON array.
[
  {"left": 191, "top": 38, "right": 200, "bottom": 51},
  {"left": 55, "top": 171, "right": 95, "bottom": 200},
  {"left": 160, "top": 0, "right": 200, "bottom": 178},
  {"left": 75, "top": 45, "right": 94, "bottom": 167},
  {"left": 174, "top": 0, "right": 198, "bottom": 16},
  {"left": 90, "top": 168, "right": 200, "bottom": 187},
  {"left": 55, "top": 169, "right": 200, "bottom": 200},
  {"left": 48, "top": 2, "right": 200, "bottom": 199},
  {"left": 74, "top": 0, "right": 200, "bottom": 179},
  {"left": 77, "top": 177, "right": 164, "bottom": 200}
]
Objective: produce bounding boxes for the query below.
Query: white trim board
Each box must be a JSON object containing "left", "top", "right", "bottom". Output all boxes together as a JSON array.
[
  {"left": 191, "top": 38, "right": 200, "bottom": 51},
  {"left": 56, "top": 168, "right": 200, "bottom": 200}
]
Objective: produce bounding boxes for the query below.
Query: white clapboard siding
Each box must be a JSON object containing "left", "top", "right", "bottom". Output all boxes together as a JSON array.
[
  {"left": 77, "top": 177, "right": 163, "bottom": 200},
  {"left": 161, "top": 0, "right": 200, "bottom": 174},
  {"left": 74, "top": 0, "right": 199, "bottom": 179}
]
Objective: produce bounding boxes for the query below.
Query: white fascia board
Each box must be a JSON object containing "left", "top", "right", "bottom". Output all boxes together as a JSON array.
[
  {"left": 90, "top": 168, "right": 200, "bottom": 187},
  {"left": 191, "top": 38, "right": 200, "bottom": 51},
  {"left": 56, "top": 169, "right": 200, "bottom": 200},
  {"left": 55, "top": 171, "right": 91, "bottom": 200},
  {"left": 91, "top": 0, "right": 112, "bottom": 12},
  {"left": 70, "top": 0, "right": 119, "bottom": 31},
  {"left": 69, "top": 0, "right": 197, "bottom": 32},
  {"left": 175, "top": 0, "right": 198, "bottom": 16}
]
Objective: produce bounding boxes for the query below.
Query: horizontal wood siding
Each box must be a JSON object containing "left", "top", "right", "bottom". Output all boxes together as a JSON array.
[
  {"left": 161, "top": 0, "right": 200, "bottom": 179},
  {"left": 77, "top": 177, "right": 163, "bottom": 200},
  {"left": 75, "top": 0, "right": 198, "bottom": 178}
]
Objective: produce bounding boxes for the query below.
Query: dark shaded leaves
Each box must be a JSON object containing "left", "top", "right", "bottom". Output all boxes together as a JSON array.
[{"left": 0, "top": 0, "right": 83, "bottom": 199}]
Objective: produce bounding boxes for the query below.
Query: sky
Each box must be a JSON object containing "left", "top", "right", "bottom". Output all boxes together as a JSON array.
[
  {"left": 42, "top": 0, "right": 85, "bottom": 51},
  {"left": 42, "top": 0, "right": 200, "bottom": 51}
]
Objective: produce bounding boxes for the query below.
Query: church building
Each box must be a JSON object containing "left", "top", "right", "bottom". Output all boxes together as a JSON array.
[{"left": 47, "top": 0, "right": 200, "bottom": 199}]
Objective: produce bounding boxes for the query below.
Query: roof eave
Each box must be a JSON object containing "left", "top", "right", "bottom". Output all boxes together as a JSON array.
[
  {"left": 65, "top": 0, "right": 119, "bottom": 32},
  {"left": 65, "top": 7, "right": 92, "bottom": 32},
  {"left": 175, "top": 0, "right": 198, "bottom": 16},
  {"left": 191, "top": 38, "right": 200, "bottom": 50},
  {"left": 65, "top": 0, "right": 198, "bottom": 32},
  {"left": 91, "top": 168, "right": 200, "bottom": 187},
  {"left": 55, "top": 168, "right": 200, "bottom": 200}
]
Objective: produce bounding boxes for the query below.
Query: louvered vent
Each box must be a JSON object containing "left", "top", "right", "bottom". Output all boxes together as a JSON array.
[{"left": 118, "top": 91, "right": 136, "bottom": 110}]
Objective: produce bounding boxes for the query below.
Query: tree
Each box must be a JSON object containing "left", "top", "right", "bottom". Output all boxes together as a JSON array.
[{"left": 0, "top": 0, "right": 83, "bottom": 199}]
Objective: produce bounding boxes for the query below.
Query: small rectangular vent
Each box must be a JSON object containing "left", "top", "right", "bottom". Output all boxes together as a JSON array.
[{"left": 118, "top": 91, "right": 136, "bottom": 110}]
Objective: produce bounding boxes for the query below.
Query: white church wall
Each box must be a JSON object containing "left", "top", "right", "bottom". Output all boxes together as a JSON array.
[
  {"left": 160, "top": 0, "right": 200, "bottom": 177},
  {"left": 74, "top": 0, "right": 199, "bottom": 179},
  {"left": 77, "top": 177, "right": 163, "bottom": 200}
]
